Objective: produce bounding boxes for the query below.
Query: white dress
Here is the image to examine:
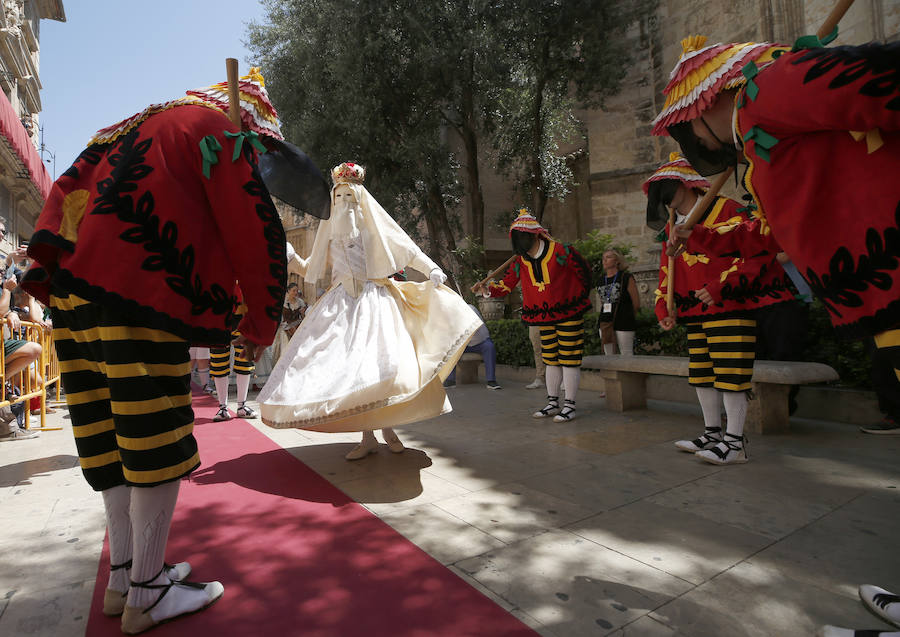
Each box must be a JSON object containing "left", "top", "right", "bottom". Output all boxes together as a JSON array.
[{"left": 258, "top": 235, "right": 481, "bottom": 432}]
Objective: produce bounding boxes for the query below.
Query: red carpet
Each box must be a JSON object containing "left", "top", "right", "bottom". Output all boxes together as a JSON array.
[{"left": 86, "top": 392, "right": 537, "bottom": 636}]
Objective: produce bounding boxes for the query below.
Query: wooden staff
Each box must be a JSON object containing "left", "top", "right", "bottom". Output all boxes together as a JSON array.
[
  {"left": 818, "top": 0, "right": 855, "bottom": 39},
  {"left": 679, "top": 165, "right": 735, "bottom": 231},
  {"left": 666, "top": 207, "right": 676, "bottom": 317},
  {"left": 226, "top": 58, "right": 241, "bottom": 128},
  {"left": 471, "top": 255, "right": 516, "bottom": 294}
]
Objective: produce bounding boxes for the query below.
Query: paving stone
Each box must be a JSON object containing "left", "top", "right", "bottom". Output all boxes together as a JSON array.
[
  {"left": 380, "top": 504, "right": 507, "bottom": 564},
  {"left": 340, "top": 468, "right": 472, "bottom": 514},
  {"left": 746, "top": 489, "right": 900, "bottom": 598},
  {"left": 569, "top": 500, "right": 773, "bottom": 585},
  {"left": 649, "top": 561, "right": 885, "bottom": 637},
  {"left": 456, "top": 528, "right": 693, "bottom": 636},
  {"left": 0, "top": 579, "right": 95, "bottom": 637},
  {"left": 434, "top": 483, "right": 598, "bottom": 544},
  {"left": 646, "top": 474, "right": 836, "bottom": 540}
]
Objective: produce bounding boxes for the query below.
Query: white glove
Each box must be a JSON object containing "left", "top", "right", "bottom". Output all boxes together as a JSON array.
[{"left": 429, "top": 268, "right": 447, "bottom": 288}]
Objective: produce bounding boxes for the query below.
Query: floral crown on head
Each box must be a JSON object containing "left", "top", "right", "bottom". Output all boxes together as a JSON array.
[{"left": 332, "top": 162, "right": 365, "bottom": 185}]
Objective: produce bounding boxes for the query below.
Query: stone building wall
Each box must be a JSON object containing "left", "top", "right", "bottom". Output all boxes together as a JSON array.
[{"left": 576, "top": 0, "right": 899, "bottom": 308}]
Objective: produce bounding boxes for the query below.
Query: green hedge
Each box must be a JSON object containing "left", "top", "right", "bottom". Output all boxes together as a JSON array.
[{"left": 485, "top": 301, "right": 872, "bottom": 388}]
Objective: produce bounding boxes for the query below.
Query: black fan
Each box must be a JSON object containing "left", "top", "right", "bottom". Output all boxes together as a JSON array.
[{"left": 257, "top": 139, "right": 331, "bottom": 219}]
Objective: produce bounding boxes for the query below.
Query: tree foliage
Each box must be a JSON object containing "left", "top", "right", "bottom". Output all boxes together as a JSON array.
[{"left": 246, "top": 0, "right": 643, "bottom": 269}]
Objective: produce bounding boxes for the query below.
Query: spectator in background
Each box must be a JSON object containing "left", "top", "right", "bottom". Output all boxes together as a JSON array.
[
  {"left": 10, "top": 284, "right": 55, "bottom": 416},
  {"left": 189, "top": 347, "right": 213, "bottom": 395},
  {"left": 4, "top": 243, "right": 28, "bottom": 282},
  {"left": 282, "top": 282, "right": 306, "bottom": 339},
  {"left": 597, "top": 249, "right": 640, "bottom": 356},
  {"left": 444, "top": 304, "right": 501, "bottom": 390},
  {"left": 526, "top": 326, "right": 545, "bottom": 389},
  {"left": 0, "top": 275, "right": 42, "bottom": 437}
]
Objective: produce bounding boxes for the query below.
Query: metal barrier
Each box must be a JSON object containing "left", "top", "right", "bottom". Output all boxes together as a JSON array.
[{"left": 0, "top": 319, "right": 61, "bottom": 432}]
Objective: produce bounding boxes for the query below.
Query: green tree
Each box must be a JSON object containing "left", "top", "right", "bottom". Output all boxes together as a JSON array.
[{"left": 489, "top": 0, "right": 640, "bottom": 222}]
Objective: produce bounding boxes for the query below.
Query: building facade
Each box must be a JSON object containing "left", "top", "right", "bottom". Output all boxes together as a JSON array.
[
  {"left": 468, "top": 0, "right": 899, "bottom": 308},
  {"left": 0, "top": 0, "right": 65, "bottom": 254}
]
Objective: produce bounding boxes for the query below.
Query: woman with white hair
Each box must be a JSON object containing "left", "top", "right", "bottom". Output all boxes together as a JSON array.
[
  {"left": 597, "top": 249, "right": 640, "bottom": 356},
  {"left": 257, "top": 162, "right": 480, "bottom": 459}
]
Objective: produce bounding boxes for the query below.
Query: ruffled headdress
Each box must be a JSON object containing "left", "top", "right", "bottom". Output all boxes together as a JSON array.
[
  {"left": 90, "top": 67, "right": 283, "bottom": 146},
  {"left": 508, "top": 208, "right": 552, "bottom": 240},
  {"left": 651, "top": 36, "right": 787, "bottom": 136}
]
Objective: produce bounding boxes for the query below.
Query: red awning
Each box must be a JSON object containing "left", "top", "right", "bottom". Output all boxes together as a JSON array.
[{"left": 0, "top": 89, "right": 51, "bottom": 200}]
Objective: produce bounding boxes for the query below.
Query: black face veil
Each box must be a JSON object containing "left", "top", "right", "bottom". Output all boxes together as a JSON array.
[
  {"left": 645, "top": 180, "right": 681, "bottom": 231},
  {"left": 511, "top": 230, "right": 536, "bottom": 256},
  {"left": 257, "top": 139, "right": 331, "bottom": 219},
  {"left": 667, "top": 121, "right": 740, "bottom": 177}
]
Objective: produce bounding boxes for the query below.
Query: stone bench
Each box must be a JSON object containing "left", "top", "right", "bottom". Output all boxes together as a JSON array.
[
  {"left": 581, "top": 354, "right": 839, "bottom": 434},
  {"left": 456, "top": 352, "right": 483, "bottom": 384}
]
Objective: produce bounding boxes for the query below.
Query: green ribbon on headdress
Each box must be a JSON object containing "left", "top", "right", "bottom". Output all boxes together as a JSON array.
[
  {"left": 224, "top": 130, "right": 267, "bottom": 162},
  {"left": 743, "top": 126, "right": 779, "bottom": 163},
  {"left": 792, "top": 26, "right": 838, "bottom": 52},
  {"left": 741, "top": 61, "right": 761, "bottom": 102},
  {"left": 198, "top": 135, "right": 222, "bottom": 179}
]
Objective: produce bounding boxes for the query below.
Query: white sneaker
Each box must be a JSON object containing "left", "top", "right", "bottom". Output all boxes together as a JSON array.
[
  {"left": 121, "top": 580, "right": 224, "bottom": 634},
  {"left": 525, "top": 378, "right": 543, "bottom": 389},
  {"left": 860, "top": 585, "right": 900, "bottom": 628},
  {"left": 674, "top": 428, "right": 722, "bottom": 453},
  {"left": 695, "top": 434, "right": 748, "bottom": 465}
]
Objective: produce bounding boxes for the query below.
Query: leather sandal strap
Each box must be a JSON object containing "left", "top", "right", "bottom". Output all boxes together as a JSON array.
[{"left": 110, "top": 559, "right": 133, "bottom": 571}]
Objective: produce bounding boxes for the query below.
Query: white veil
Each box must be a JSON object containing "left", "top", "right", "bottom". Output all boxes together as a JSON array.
[{"left": 303, "top": 183, "right": 423, "bottom": 285}]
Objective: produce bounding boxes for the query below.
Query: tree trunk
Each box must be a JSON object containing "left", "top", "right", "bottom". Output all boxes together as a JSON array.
[
  {"left": 531, "top": 43, "right": 550, "bottom": 223},
  {"left": 460, "top": 53, "right": 486, "bottom": 268}
]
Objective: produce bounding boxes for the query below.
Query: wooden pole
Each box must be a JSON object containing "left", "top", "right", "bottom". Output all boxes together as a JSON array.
[
  {"left": 666, "top": 208, "right": 676, "bottom": 317},
  {"left": 680, "top": 166, "right": 735, "bottom": 231},
  {"left": 818, "top": 0, "right": 855, "bottom": 39},
  {"left": 471, "top": 255, "right": 516, "bottom": 294},
  {"left": 226, "top": 58, "right": 241, "bottom": 128}
]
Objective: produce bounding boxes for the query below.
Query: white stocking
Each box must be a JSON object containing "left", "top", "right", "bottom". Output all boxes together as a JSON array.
[
  {"left": 214, "top": 376, "right": 229, "bottom": 405},
  {"left": 696, "top": 387, "right": 723, "bottom": 431},
  {"left": 102, "top": 485, "right": 132, "bottom": 593},
  {"left": 127, "top": 480, "right": 180, "bottom": 609},
  {"left": 196, "top": 367, "right": 209, "bottom": 389},
  {"left": 603, "top": 342, "right": 616, "bottom": 356},
  {"left": 545, "top": 365, "right": 563, "bottom": 398},
  {"left": 235, "top": 374, "right": 250, "bottom": 404},
  {"left": 722, "top": 391, "right": 748, "bottom": 438},
  {"left": 616, "top": 331, "right": 635, "bottom": 356},
  {"left": 562, "top": 366, "right": 581, "bottom": 403}
]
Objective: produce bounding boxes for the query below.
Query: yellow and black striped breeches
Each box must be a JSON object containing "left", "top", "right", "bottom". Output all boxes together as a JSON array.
[
  {"left": 686, "top": 318, "right": 756, "bottom": 392},
  {"left": 874, "top": 328, "right": 900, "bottom": 384},
  {"left": 50, "top": 291, "right": 198, "bottom": 491},
  {"left": 209, "top": 331, "right": 254, "bottom": 377},
  {"left": 540, "top": 318, "right": 585, "bottom": 367}
]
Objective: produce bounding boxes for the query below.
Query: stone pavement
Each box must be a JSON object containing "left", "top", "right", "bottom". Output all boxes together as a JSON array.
[{"left": 1, "top": 377, "right": 899, "bottom": 636}]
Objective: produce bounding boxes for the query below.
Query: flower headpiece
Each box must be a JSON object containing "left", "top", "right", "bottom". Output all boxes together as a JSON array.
[
  {"left": 651, "top": 35, "right": 787, "bottom": 136},
  {"left": 331, "top": 162, "right": 365, "bottom": 185},
  {"left": 642, "top": 152, "right": 711, "bottom": 194}
]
